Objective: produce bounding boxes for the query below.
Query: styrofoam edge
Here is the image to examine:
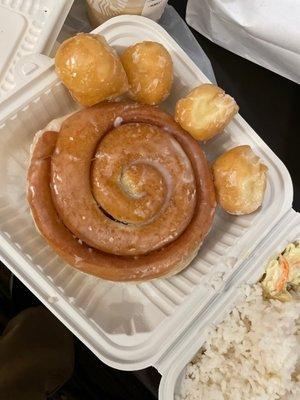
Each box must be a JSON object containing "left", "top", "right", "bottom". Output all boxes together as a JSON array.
[
  {"left": 13, "top": 54, "right": 54, "bottom": 92},
  {"left": 0, "top": 63, "right": 56, "bottom": 125},
  {"left": 0, "top": 237, "right": 158, "bottom": 370},
  {"left": 235, "top": 114, "right": 293, "bottom": 208},
  {"left": 158, "top": 209, "right": 299, "bottom": 398}
]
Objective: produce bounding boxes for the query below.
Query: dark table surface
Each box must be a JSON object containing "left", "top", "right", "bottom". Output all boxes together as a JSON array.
[{"left": 1, "top": 1, "right": 299, "bottom": 399}]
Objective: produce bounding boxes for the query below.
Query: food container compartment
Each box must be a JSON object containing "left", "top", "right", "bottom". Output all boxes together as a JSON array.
[
  {"left": 0, "top": 15, "right": 294, "bottom": 371},
  {"left": 159, "top": 209, "right": 299, "bottom": 399}
]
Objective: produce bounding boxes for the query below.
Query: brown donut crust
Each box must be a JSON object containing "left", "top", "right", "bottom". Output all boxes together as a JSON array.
[{"left": 27, "top": 103, "right": 216, "bottom": 282}]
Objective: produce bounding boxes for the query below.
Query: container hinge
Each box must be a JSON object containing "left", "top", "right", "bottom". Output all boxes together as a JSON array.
[{"left": 154, "top": 290, "right": 223, "bottom": 375}]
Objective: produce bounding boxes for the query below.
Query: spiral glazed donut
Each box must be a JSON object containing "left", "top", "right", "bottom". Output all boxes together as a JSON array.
[{"left": 27, "top": 103, "right": 216, "bottom": 281}]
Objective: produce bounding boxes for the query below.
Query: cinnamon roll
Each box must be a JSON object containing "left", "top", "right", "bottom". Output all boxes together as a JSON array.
[{"left": 27, "top": 102, "right": 216, "bottom": 281}]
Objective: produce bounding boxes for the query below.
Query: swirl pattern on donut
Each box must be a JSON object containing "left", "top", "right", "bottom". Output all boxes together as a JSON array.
[{"left": 27, "top": 103, "right": 216, "bottom": 282}]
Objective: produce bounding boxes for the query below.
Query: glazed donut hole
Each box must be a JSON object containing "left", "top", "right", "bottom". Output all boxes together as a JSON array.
[
  {"left": 212, "top": 145, "right": 268, "bottom": 215},
  {"left": 55, "top": 33, "right": 129, "bottom": 106},
  {"left": 175, "top": 84, "right": 239, "bottom": 141},
  {"left": 121, "top": 41, "right": 173, "bottom": 105}
]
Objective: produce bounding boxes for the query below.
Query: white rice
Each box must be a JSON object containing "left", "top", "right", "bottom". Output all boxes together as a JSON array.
[{"left": 179, "top": 284, "right": 300, "bottom": 400}]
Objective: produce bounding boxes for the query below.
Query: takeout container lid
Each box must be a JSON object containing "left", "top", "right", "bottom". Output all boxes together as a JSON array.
[
  {"left": 0, "top": 11, "right": 297, "bottom": 399},
  {"left": 0, "top": 0, "right": 73, "bottom": 102}
]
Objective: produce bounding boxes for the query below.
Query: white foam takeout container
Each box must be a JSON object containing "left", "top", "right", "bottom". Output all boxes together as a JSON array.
[{"left": 0, "top": 13, "right": 298, "bottom": 399}]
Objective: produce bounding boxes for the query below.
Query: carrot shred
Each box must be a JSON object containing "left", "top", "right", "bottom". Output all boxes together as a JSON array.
[{"left": 276, "top": 255, "right": 289, "bottom": 292}]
